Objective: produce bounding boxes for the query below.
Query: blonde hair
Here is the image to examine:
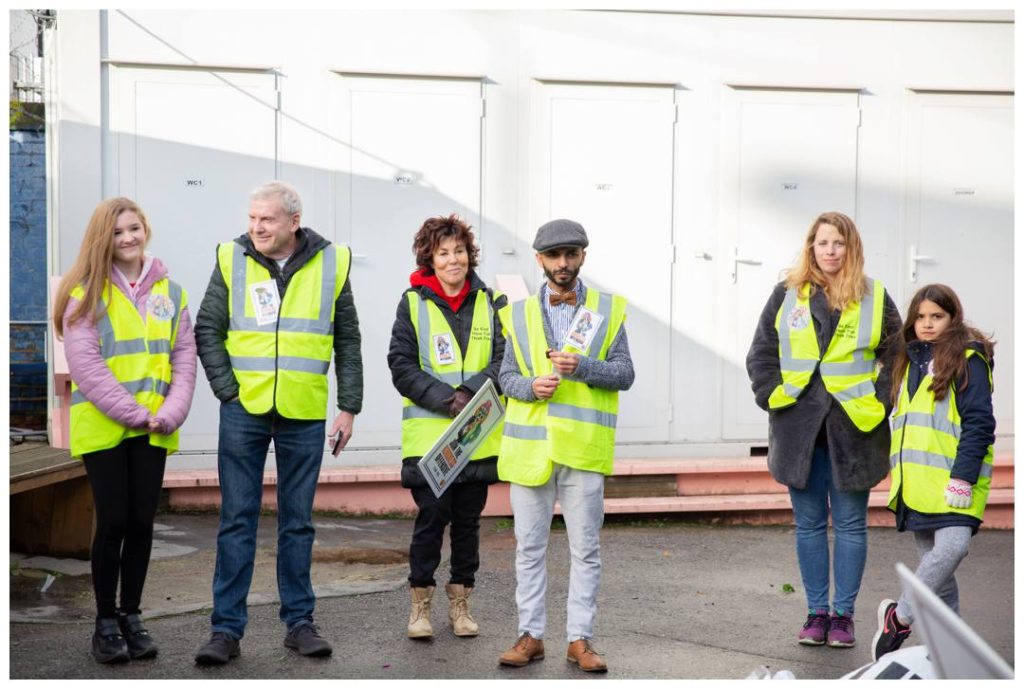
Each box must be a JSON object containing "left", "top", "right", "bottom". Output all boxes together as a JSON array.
[
  {"left": 52, "top": 197, "right": 152, "bottom": 339},
  {"left": 783, "top": 211, "right": 867, "bottom": 311}
]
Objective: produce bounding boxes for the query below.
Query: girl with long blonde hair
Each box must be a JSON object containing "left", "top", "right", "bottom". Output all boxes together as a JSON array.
[
  {"left": 53, "top": 197, "right": 196, "bottom": 664},
  {"left": 747, "top": 211, "right": 901, "bottom": 649}
]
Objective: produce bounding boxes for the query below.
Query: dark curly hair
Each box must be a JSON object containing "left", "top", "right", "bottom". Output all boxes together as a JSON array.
[{"left": 412, "top": 214, "right": 479, "bottom": 273}]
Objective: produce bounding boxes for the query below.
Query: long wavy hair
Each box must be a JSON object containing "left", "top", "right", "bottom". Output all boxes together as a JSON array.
[
  {"left": 783, "top": 211, "right": 867, "bottom": 311},
  {"left": 889, "top": 283, "right": 995, "bottom": 404},
  {"left": 52, "top": 197, "right": 152, "bottom": 339}
]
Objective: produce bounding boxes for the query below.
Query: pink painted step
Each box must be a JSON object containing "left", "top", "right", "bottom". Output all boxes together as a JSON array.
[{"left": 163, "top": 454, "right": 1013, "bottom": 528}]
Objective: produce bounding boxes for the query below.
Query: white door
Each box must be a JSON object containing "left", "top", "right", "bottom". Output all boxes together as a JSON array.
[
  {"left": 532, "top": 82, "right": 676, "bottom": 444},
  {"left": 331, "top": 74, "right": 484, "bottom": 448},
  {"left": 110, "top": 66, "right": 278, "bottom": 452},
  {"left": 720, "top": 87, "right": 861, "bottom": 440},
  {"left": 903, "top": 91, "right": 1014, "bottom": 436}
]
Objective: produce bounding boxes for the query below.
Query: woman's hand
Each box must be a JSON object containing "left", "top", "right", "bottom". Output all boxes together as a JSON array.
[{"left": 146, "top": 416, "right": 168, "bottom": 435}]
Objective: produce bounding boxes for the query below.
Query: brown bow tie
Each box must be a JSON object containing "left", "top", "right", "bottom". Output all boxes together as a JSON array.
[{"left": 549, "top": 290, "right": 577, "bottom": 306}]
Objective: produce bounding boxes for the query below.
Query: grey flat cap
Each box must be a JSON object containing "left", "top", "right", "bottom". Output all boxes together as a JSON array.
[{"left": 533, "top": 219, "right": 589, "bottom": 252}]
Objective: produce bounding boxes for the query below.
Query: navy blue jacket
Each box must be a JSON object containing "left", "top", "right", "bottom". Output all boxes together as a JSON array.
[{"left": 895, "top": 340, "right": 995, "bottom": 533}]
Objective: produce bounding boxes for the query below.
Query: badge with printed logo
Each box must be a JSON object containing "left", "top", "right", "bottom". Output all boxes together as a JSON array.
[
  {"left": 433, "top": 333, "right": 455, "bottom": 365},
  {"left": 249, "top": 279, "right": 281, "bottom": 326},
  {"left": 927, "top": 359, "right": 935, "bottom": 378},
  {"left": 787, "top": 305, "right": 811, "bottom": 330},
  {"left": 146, "top": 293, "right": 176, "bottom": 321},
  {"left": 564, "top": 306, "right": 604, "bottom": 353}
]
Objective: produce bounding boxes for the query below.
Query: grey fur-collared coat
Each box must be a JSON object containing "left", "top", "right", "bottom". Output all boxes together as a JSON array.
[{"left": 746, "top": 281, "right": 902, "bottom": 492}]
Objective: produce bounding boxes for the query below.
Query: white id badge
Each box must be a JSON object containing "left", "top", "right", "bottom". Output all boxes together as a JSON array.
[
  {"left": 249, "top": 279, "right": 281, "bottom": 326},
  {"left": 564, "top": 306, "right": 604, "bottom": 353}
]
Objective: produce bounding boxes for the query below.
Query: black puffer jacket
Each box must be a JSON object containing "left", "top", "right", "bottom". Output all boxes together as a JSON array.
[
  {"left": 746, "top": 280, "right": 902, "bottom": 492},
  {"left": 387, "top": 270, "right": 507, "bottom": 481},
  {"left": 194, "top": 228, "right": 363, "bottom": 415}
]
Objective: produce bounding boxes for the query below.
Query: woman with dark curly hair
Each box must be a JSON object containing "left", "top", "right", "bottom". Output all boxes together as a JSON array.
[{"left": 387, "top": 214, "right": 507, "bottom": 640}]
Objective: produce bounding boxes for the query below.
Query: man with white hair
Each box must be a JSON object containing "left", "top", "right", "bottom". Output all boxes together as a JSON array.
[{"left": 193, "top": 181, "right": 363, "bottom": 665}]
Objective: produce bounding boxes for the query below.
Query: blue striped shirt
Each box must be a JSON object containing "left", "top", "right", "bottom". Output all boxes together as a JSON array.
[{"left": 541, "top": 279, "right": 584, "bottom": 350}]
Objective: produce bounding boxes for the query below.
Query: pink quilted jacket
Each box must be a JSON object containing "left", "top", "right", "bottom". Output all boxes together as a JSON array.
[{"left": 62, "top": 254, "right": 197, "bottom": 434}]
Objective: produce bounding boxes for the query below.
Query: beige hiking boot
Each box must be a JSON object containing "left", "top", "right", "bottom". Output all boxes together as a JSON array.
[
  {"left": 407, "top": 586, "right": 434, "bottom": 639},
  {"left": 445, "top": 583, "right": 479, "bottom": 637}
]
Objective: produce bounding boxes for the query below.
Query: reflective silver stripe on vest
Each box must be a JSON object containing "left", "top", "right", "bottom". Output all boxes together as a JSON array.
[
  {"left": 820, "top": 280, "right": 877, "bottom": 376},
  {"left": 830, "top": 379, "right": 877, "bottom": 402},
  {"left": 547, "top": 402, "right": 617, "bottom": 428},
  {"left": 230, "top": 355, "right": 329, "bottom": 375},
  {"left": 820, "top": 359, "right": 876, "bottom": 376},
  {"left": 415, "top": 293, "right": 465, "bottom": 385},
  {"left": 229, "top": 243, "right": 336, "bottom": 335},
  {"left": 168, "top": 280, "right": 184, "bottom": 335},
  {"left": 777, "top": 286, "right": 800, "bottom": 365},
  {"left": 148, "top": 339, "right": 171, "bottom": 355},
  {"left": 587, "top": 291, "right": 614, "bottom": 356},
  {"left": 894, "top": 448, "right": 994, "bottom": 480},
  {"left": 503, "top": 422, "right": 547, "bottom": 440},
  {"left": 512, "top": 299, "right": 533, "bottom": 374},
  {"left": 402, "top": 406, "right": 450, "bottom": 420},
  {"left": 72, "top": 377, "right": 170, "bottom": 406},
  {"left": 903, "top": 411, "right": 961, "bottom": 441},
  {"left": 783, "top": 382, "right": 804, "bottom": 398}
]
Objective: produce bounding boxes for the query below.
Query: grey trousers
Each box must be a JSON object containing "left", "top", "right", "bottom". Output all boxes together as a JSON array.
[
  {"left": 510, "top": 464, "right": 605, "bottom": 642},
  {"left": 895, "top": 526, "right": 971, "bottom": 624}
]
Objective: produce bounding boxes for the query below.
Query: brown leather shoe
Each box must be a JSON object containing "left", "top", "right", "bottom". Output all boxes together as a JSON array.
[
  {"left": 498, "top": 633, "right": 545, "bottom": 667},
  {"left": 566, "top": 639, "right": 608, "bottom": 673}
]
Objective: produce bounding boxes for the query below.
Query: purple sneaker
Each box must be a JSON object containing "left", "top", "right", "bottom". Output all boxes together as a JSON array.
[
  {"left": 798, "top": 610, "right": 830, "bottom": 646},
  {"left": 827, "top": 613, "right": 855, "bottom": 648}
]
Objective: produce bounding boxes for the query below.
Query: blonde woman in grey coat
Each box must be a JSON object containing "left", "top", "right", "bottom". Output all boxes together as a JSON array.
[{"left": 746, "top": 212, "right": 900, "bottom": 649}]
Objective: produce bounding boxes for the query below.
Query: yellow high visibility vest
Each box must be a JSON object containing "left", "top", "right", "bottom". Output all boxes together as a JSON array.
[
  {"left": 218, "top": 241, "right": 351, "bottom": 419},
  {"left": 770, "top": 279, "right": 886, "bottom": 432},
  {"left": 69, "top": 278, "right": 186, "bottom": 458},
  {"left": 401, "top": 289, "right": 505, "bottom": 459},
  {"left": 887, "top": 349, "right": 993, "bottom": 520},
  {"left": 497, "top": 288, "right": 627, "bottom": 486}
]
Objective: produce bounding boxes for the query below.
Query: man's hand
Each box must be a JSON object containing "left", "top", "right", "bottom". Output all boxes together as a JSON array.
[
  {"left": 548, "top": 350, "right": 580, "bottom": 376},
  {"left": 449, "top": 389, "right": 472, "bottom": 417},
  {"left": 532, "top": 374, "right": 560, "bottom": 400},
  {"left": 328, "top": 411, "right": 355, "bottom": 456}
]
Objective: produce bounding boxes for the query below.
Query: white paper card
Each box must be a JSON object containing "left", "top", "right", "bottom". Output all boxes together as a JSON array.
[
  {"left": 249, "top": 279, "right": 281, "bottom": 326},
  {"left": 564, "top": 306, "right": 604, "bottom": 353}
]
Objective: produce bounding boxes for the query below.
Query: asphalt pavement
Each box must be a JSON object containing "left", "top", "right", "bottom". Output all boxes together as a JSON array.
[{"left": 8, "top": 511, "right": 1014, "bottom": 680}]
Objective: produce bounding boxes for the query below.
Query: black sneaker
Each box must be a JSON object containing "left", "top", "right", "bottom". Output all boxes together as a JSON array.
[
  {"left": 92, "top": 618, "right": 130, "bottom": 664},
  {"left": 195, "top": 631, "right": 240, "bottom": 665},
  {"left": 117, "top": 612, "right": 159, "bottom": 659},
  {"left": 284, "top": 622, "right": 333, "bottom": 657},
  {"left": 871, "top": 599, "right": 912, "bottom": 661}
]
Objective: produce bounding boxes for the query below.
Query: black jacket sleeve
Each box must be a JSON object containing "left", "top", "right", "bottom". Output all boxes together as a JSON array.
[
  {"left": 873, "top": 290, "right": 903, "bottom": 416},
  {"left": 746, "top": 283, "right": 787, "bottom": 411},
  {"left": 386, "top": 292, "right": 458, "bottom": 416},
  {"left": 194, "top": 260, "right": 239, "bottom": 403},
  {"left": 333, "top": 279, "right": 363, "bottom": 414},
  {"left": 950, "top": 354, "right": 996, "bottom": 484},
  {"left": 461, "top": 290, "right": 508, "bottom": 396}
]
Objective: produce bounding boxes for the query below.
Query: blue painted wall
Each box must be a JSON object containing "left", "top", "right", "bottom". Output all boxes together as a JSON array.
[{"left": 10, "top": 128, "right": 49, "bottom": 428}]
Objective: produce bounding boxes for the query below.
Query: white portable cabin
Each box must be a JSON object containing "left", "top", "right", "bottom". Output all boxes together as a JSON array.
[{"left": 44, "top": 9, "right": 1014, "bottom": 471}]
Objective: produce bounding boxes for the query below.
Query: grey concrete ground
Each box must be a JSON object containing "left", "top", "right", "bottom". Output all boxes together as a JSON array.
[{"left": 8, "top": 512, "right": 1014, "bottom": 680}]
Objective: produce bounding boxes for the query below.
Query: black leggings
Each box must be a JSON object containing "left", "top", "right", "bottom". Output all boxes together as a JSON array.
[{"left": 82, "top": 435, "right": 167, "bottom": 618}]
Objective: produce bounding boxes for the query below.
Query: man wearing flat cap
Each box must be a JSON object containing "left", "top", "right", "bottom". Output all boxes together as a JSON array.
[{"left": 495, "top": 219, "right": 635, "bottom": 673}]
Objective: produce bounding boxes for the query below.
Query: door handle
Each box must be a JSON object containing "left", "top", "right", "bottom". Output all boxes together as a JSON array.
[
  {"left": 908, "top": 244, "right": 934, "bottom": 283},
  {"left": 731, "top": 247, "right": 762, "bottom": 283}
]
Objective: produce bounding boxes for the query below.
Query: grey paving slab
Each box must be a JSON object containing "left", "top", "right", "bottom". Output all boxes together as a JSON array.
[{"left": 8, "top": 512, "right": 1014, "bottom": 679}]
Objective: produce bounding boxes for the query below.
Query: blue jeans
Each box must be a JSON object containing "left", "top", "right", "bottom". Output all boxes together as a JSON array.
[
  {"left": 211, "top": 400, "right": 325, "bottom": 639},
  {"left": 787, "top": 443, "right": 869, "bottom": 616}
]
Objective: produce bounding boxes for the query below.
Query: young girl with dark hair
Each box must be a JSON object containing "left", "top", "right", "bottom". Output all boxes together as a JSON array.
[{"left": 871, "top": 284, "right": 996, "bottom": 661}]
